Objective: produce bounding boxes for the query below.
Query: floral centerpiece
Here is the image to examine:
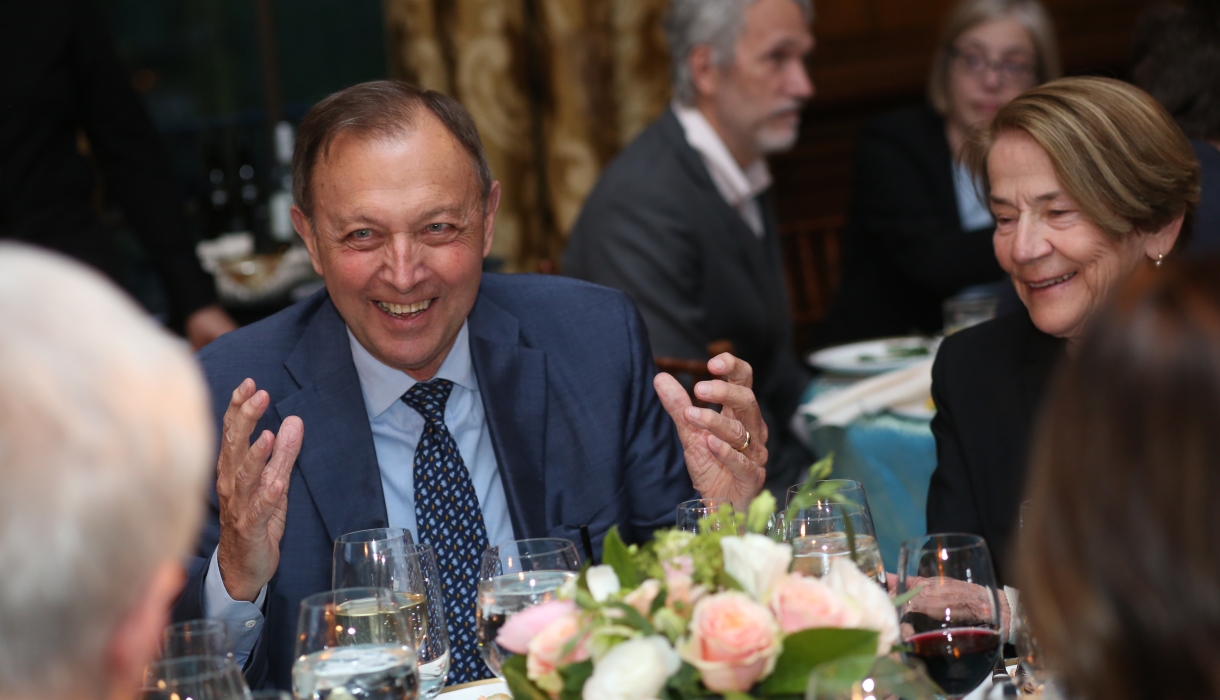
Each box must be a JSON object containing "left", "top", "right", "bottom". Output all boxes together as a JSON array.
[{"left": 494, "top": 459, "right": 915, "bottom": 700}]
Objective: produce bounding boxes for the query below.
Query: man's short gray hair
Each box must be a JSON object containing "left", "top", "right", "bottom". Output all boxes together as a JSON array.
[
  {"left": 666, "top": 0, "right": 814, "bottom": 105},
  {"left": 0, "top": 245, "right": 212, "bottom": 697}
]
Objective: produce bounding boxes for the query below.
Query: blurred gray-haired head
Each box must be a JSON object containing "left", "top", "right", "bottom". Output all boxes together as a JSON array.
[
  {"left": 666, "top": 0, "right": 814, "bottom": 105},
  {"left": 0, "top": 245, "right": 212, "bottom": 697}
]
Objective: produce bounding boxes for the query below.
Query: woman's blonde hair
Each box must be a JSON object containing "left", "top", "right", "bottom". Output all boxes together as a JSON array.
[
  {"left": 963, "top": 76, "right": 1201, "bottom": 249},
  {"left": 928, "top": 0, "right": 1062, "bottom": 115}
]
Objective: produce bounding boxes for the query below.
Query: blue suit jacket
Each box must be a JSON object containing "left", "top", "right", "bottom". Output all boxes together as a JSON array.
[{"left": 174, "top": 273, "right": 696, "bottom": 689}]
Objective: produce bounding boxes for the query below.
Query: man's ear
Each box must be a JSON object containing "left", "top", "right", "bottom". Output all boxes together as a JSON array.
[
  {"left": 290, "top": 204, "right": 325, "bottom": 277},
  {"left": 482, "top": 181, "right": 502, "bottom": 258},
  {"left": 104, "top": 561, "right": 185, "bottom": 700},
  {"left": 688, "top": 45, "right": 720, "bottom": 99}
]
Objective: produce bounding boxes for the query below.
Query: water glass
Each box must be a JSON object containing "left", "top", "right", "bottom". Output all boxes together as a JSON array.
[
  {"left": 897, "top": 534, "right": 1002, "bottom": 699},
  {"left": 292, "top": 587, "right": 420, "bottom": 700},
  {"left": 943, "top": 293, "right": 998, "bottom": 335},
  {"left": 249, "top": 693, "right": 292, "bottom": 700},
  {"left": 806, "top": 656, "right": 940, "bottom": 700},
  {"left": 675, "top": 497, "right": 735, "bottom": 533},
  {"left": 788, "top": 502, "right": 884, "bottom": 584},
  {"left": 477, "top": 538, "right": 581, "bottom": 677},
  {"left": 786, "top": 479, "right": 874, "bottom": 520},
  {"left": 163, "top": 619, "right": 234, "bottom": 661},
  {"left": 332, "top": 529, "right": 449, "bottom": 697},
  {"left": 139, "top": 655, "right": 249, "bottom": 700}
]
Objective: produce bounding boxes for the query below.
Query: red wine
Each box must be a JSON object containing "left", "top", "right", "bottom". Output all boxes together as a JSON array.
[{"left": 906, "top": 627, "right": 1000, "bottom": 697}]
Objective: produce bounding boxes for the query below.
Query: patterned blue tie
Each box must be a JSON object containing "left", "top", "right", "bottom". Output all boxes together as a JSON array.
[{"left": 403, "top": 379, "right": 491, "bottom": 683}]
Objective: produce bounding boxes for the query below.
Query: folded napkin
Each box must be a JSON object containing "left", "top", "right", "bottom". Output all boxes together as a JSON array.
[{"left": 798, "top": 359, "right": 934, "bottom": 427}]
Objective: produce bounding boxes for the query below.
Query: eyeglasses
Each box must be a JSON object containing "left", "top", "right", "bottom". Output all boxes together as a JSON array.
[{"left": 948, "top": 45, "right": 1035, "bottom": 83}]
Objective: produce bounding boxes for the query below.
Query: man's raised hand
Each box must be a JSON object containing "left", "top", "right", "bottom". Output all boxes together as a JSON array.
[
  {"left": 655, "top": 353, "right": 767, "bottom": 511},
  {"left": 215, "top": 378, "right": 303, "bottom": 602}
]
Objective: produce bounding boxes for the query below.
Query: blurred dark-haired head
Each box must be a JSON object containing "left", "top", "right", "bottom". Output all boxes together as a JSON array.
[
  {"left": 1020, "top": 256, "right": 1220, "bottom": 700},
  {"left": 1132, "top": 0, "right": 1220, "bottom": 142}
]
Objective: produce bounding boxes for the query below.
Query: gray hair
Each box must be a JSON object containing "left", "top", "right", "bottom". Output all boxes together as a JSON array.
[
  {"left": 0, "top": 245, "right": 212, "bottom": 697},
  {"left": 666, "top": 0, "right": 815, "bottom": 105}
]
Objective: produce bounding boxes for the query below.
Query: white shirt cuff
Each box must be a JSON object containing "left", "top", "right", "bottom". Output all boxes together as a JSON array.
[{"left": 203, "top": 547, "right": 267, "bottom": 668}]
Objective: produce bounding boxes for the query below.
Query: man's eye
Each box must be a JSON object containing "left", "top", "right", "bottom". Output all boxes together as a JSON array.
[
  {"left": 426, "top": 223, "right": 449, "bottom": 233},
  {"left": 350, "top": 229, "right": 373, "bottom": 240}
]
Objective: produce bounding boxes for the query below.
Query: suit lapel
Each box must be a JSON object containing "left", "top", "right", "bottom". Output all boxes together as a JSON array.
[
  {"left": 658, "top": 108, "right": 776, "bottom": 288},
  {"left": 276, "top": 298, "right": 388, "bottom": 543},
  {"left": 467, "top": 289, "right": 548, "bottom": 540}
]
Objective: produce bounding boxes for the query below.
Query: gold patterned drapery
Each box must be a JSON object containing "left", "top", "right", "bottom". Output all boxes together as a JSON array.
[{"left": 383, "top": 0, "right": 672, "bottom": 272}]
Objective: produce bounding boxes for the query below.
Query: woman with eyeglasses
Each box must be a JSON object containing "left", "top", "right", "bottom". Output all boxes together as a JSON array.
[{"left": 816, "top": 0, "right": 1061, "bottom": 346}]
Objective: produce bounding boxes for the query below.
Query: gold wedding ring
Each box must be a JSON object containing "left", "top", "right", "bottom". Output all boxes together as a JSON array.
[{"left": 737, "top": 430, "right": 751, "bottom": 452}]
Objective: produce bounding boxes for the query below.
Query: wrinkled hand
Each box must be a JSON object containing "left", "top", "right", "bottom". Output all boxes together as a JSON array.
[
  {"left": 895, "top": 575, "right": 1011, "bottom": 640},
  {"left": 215, "top": 378, "right": 303, "bottom": 602},
  {"left": 655, "top": 353, "right": 767, "bottom": 511},
  {"left": 186, "top": 305, "right": 239, "bottom": 350}
]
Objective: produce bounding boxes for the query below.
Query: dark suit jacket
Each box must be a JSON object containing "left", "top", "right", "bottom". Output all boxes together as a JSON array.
[
  {"left": 817, "top": 103, "right": 1004, "bottom": 346},
  {"left": 0, "top": 0, "right": 217, "bottom": 323},
  {"left": 926, "top": 309, "right": 1065, "bottom": 584},
  {"left": 174, "top": 273, "right": 697, "bottom": 690},
  {"left": 562, "top": 108, "right": 812, "bottom": 491}
]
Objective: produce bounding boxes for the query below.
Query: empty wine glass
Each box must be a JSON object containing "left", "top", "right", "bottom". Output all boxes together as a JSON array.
[
  {"left": 163, "top": 619, "right": 234, "bottom": 661},
  {"left": 897, "top": 534, "right": 1002, "bottom": 699},
  {"left": 138, "top": 655, "right": 249, "bottom": 700},
  {"left": 292, "top": 587, "right": 420, "bottom": 700},
  {"left": 332, "top": 529, "right": 449, "bottom": 698},
  {"left": 788, "top": 502, "right": 885, "bottom": 584},
  {"left": 477, "top": 538, "right": 581, "bottom": 677},
  {"left": 676, "top": 497, "right": 735, "bottom": 533}
]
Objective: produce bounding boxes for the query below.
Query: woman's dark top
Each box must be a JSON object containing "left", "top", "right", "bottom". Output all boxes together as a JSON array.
[
  {"left": 927, "top": 308, "right": 1066, "bottom": 585},
  {"left": 0, "top": 0, "right": 216, "bottom": 322},
  {"left": 1186, "top": 140, "right": 1220, "bottom": 255},
  {"left": 816, "top": 104, "right": 1004, "bottom": 347}
]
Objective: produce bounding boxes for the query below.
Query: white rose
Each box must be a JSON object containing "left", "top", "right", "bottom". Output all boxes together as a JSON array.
[
  {"left": 586, "top": 565, "right": 622, "bottom": 603},
  {"left": 582, "top": 635, "right": 680, "bottom": 700},
  {"left": 721, "top": 534, "right": 792, "bottom": 602},
  {"left": 822, "top": 558, "right": 899, "bottom": 655}
]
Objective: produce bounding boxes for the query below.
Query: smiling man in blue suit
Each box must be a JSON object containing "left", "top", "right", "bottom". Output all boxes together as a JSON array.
[{"left": 174, "top": 81, "right": 772, "bottom": 691}]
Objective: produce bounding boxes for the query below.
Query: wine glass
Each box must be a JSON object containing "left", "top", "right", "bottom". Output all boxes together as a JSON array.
[
  {"left": 897, "top": 534, "right": 1002, "bottom": 699},
  {"left": 249, "top": 693, "right": 291, "bottom": 700},
  {"left": 788, "top": 502, "right": 885, "bottom": 584},
  {"left": 138, "top": 655, "right": 249, "bottom": 700},
  {"left": 477, "top": 538, "right": 581, "bottom": 677},
  {"left": 163, "top": 619, "right": 234, "bottom": 661},
  {"left": 786, "top": 479, "right": 875, "bottom": 519},
  {"left": 676, "top": 498, "right": 735, "bottom": 533},
  {"left": 292, "top": 587, "right": 420, "bottom": 700},
  {"left": 332, "top": 529, "right": 449, "bottom": 698}
]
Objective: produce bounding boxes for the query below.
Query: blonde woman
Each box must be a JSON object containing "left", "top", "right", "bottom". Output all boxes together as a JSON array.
[
  {"left": 927, "top": 77, "right": 1200, "bottom": 583},
  {"left": 818, "top": 0, "right": 1060, "bottom": 345}
]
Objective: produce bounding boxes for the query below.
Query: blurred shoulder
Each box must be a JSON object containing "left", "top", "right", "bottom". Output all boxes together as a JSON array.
[
  {"left": 934, "top": 310, "right": 1040, "bottom": 381},
  {"left": 861, "top": 103, "right": 946, "bottom": 145},
  {"left": 582, "top": 110, "right": 696, "bottom": 206}
]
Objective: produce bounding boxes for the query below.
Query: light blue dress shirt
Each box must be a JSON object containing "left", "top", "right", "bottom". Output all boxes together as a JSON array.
[
  {"left": 204, "top": 320, "right": 514, "bottom": 665},
  {"left": 953, "top": 160, "right": 995, "bottom": 232}
]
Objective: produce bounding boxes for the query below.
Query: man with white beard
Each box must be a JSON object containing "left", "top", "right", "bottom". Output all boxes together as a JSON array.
[{"left": 564, "top": 0, "right": 817, "bottom": 493}]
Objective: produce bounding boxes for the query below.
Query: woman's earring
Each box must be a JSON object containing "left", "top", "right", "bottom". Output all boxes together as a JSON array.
[{"left": 1155, "top": 253, "right": 1165, "bottom": 268}]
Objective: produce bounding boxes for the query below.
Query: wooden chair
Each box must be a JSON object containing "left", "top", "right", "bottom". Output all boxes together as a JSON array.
[
  {"left": 778, "top": 214, "right": 846, "bottom": 348},
  {"left": 655, "top": 340, "right": 735, "bottom": 408}
]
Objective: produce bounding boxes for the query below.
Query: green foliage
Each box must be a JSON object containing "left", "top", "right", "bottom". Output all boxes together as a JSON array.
[
  {"left": 746, "top": 491, "right": 777, "bottom": 534},
  {"left": 602, "top": 526, "right": 640, "bottom": 589},
  {"left": 502, "top": 655, "right": 549, "bottom": 700},
  {"left": 605, "top": 602, "right": 655, "bottom": 635},
  {"left": 558, "top": 661, "right": 595, "bottom": 700},
  {"left": 758, "top": 628, "right": 879, "bottom": 696},
  {"left": 724, "top": 692, "right": 757, "bottom": 700},
  {"left": 664, "top": 662, "right": 709, "bottom": 700}
]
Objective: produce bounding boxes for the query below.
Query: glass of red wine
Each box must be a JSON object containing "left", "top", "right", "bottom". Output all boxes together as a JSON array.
[{"left": 897, "top": 534, "right": 1002, "bottom": 699}]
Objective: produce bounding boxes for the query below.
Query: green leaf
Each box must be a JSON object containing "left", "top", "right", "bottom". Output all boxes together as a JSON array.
[
  {"left": 758, "top": 628, "right": 879, "bottom": 696},
  {"left": 605, "top": 602, "right": 655, "bottom": 635},
  {"left": 602, "top": 526, "right": 639, "bottom": 589},
  {"left": 804, "top": 655, "right": 876, "bottom": 697},
  {"left": 724, "top": 692, "right": 756, "bottom": 700},
  {"left": 502, "top": 655, "right": 549, "bottom": 700},
  {"left": 746, "top": 491, "right": 777, "bottom": 534},
  {"left": 890, "top": 583, "right": 925, "bottom": 609},
  {"left": 664, "top": 661, "right": 707, "bottom": 700},
  {"left": 558, "top": 660, "right": 595, "bottom": 700}
]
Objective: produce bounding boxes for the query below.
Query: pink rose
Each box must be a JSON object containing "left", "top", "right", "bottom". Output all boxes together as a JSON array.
[
  {"left": 496, "top": 600, "right": 576, "bottom": 654},
  {"left": 678, "top": 591, "right": 781, "bottom": 693},
  {"left": 769, "top": 573, "right": 853, "bottom": 634},
  {"left": 662, "top": 555, "right": 695, "bottom": 578},
  {"left": 624, "top": 579, "right": 662, "bottom": 616},
  {"left": 527, "top": 611, "right": 589, "bottom": 691}
]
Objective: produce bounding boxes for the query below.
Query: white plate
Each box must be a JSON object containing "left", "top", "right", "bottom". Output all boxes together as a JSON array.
[
  {"left": 888, "top": 395, "right": 936, "bottom": 420},
  {"left": 440, "top": 678, "right": 509, "bottom": 700},
  {"left": 808, "top": 337, "right": 939, "bottom": 376}
]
